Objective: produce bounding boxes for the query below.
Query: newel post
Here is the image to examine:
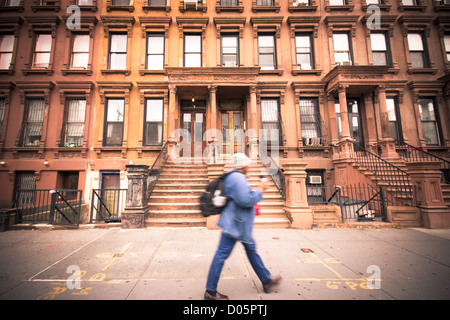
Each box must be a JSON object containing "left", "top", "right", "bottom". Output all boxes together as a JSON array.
[{"left": 122, "top": 164, "right": 149, "bottom": 229}]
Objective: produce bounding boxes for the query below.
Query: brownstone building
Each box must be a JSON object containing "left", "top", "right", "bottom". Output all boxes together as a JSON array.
[{"left": 1, "top": 0, "right": 449, "bottom": 228}]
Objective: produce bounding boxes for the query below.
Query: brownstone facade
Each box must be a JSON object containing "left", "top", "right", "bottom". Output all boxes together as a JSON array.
[{"left": 0, "top": 0, "right": 449, "bottom": 227}]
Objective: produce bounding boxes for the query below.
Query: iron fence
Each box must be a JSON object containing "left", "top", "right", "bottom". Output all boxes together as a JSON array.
[
  {"left": 147, "top": 140, "right": 170, "bottom": 200},
  {"left": 90, "top": 188, "right": 126, "bottom": 223},
  {"left": 14, "top": 189, "right": 82, "bottom": 226}
]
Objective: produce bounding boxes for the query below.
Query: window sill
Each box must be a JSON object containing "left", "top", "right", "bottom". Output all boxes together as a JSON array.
[
  {"left": 139, "top": 69, "right": 165, "bottom": 75},
  {"left": 288, "top": 5, "right": 318, "bottom": 12},
  {"left": 22, "top": 68, "right": 54, "bottom": 76},
  {"left": 62, "top": 68, "right": 93, "bottom": 76},
  {"left": 407, "top": 67, "right": 438, "bottom": 75},
  {"left": 142, "top": 5, "right": 171, "bottom": 12},
  {"left": 101, "top": 69, "right": 131, "bottom": 76},
  {"left": 252, "top": 5, "right": 281, "bottom": 13},
  {"left": 78, "top": 5, "right": 97, "bottom": 12},
  {"left": 324, "top": 4, "right": 354, "bottom": 12},
  {"left": 398, "top": 5, "right": 427, "bottom": 12},
  {"left": 292, "top": 68, "right": 322, "bottom": 76},
  {"left": 0, "top": 5, "right": 24, "bottom": 12},
  {"left": 216, "top": 5, "right": 244, "bottom": 13},
  {"left": 30, "top": 5, "right": 60, "bottom": 12},
  {"left": 259, "top": 69, "right": 284, "bottom": 76},
  {"left": 106, "top": 5, "right": 134, "bottom": 12},
  {"left": 0, "top": 69, "right": 14, "bottom": 75}
]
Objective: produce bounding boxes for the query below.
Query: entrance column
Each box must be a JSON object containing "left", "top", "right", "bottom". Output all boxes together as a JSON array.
[
  {"left": 364, "top": 92, "right": 378, "bottom": 154},
  {"left": 167, "top": 85, "right": 178, "bottom": 160},
  {"left": 337, "top": 85, "right": 353, "bottom": 158},
  {"left": 208, "top": 85, "right": 217, "bottom": 138},
  {"left": 377, "top": 85, "right": 399, "bottom": 159},
  {"left": 249, "top": 85, "right": 258, "bottom": 160}
]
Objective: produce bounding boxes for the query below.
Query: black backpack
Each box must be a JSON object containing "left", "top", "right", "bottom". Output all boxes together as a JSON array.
[{"left": 199, "top": 171, "right": 233, "bottom": 217}]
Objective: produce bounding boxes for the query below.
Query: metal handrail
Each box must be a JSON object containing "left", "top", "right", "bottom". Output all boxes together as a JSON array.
[
  {"left": 395, "top": 139, "right": 450, "bottom": 183},
  {"left": 147, "top": 140, "right": 170, "bottom": 200},
  {"left": 258, "top": 140, "right": 285, "bottom": 200}
]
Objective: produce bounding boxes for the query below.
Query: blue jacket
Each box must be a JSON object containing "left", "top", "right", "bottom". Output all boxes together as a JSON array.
[{"left": 217, "top": 170, "right": 263, "bottom": 244}]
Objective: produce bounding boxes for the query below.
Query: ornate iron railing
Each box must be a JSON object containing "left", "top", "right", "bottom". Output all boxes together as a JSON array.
[
  {"left": 258, "top": 140, "right": 285, "bottom": 200},
  {"left": 351, "top": 142, "right": 415, "bottom": 206},
  {"left": 395, "top": 139, "right": 450, "bottom": 184},
  {"left": 147, "top": 140, "right": 170, "bottom": 200}
]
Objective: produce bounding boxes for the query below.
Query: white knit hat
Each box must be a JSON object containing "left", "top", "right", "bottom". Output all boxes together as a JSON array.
[{"left": 232, "top": 153, "right": 251, "bottom": 169}]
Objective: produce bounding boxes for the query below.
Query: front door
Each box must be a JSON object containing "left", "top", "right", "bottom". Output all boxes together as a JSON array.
[
  {"left": 347, "top": 98, "right": 364, "bottom": 146},
  {"left": 180, "top": 100, "right": 206, "bottom": 158},
  {"left": 221, "top": 111, "right": 244, "bottom": 155},
  {"left": 100, "top": 171, "right": 120, "bottom": 218}
]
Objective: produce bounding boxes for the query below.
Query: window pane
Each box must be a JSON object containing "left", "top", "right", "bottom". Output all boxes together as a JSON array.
[
  {"left": 0, "top": 35, "right": 14, "bottom": 52},
  {"left": 419, "top": 99, "right": 436, "bottom": 121},
  {"left": 295, "top": 35, "right": 311, "bottom": 52},
  {"left": 34, "top": 53, "right": 50, "bottom": 66},
  {"left": 386, "top": 98, "right": 397, "bottom": 121},
  {"left": 146, "top": 99, "right": 163, "bottom": 122},
  {"left": 35, "top": 34, "right": 52, "bottom": 52},
  {"left": 73, "top": 35, "right": 89, "bottom": 52},
  {"left": 147, "top": 55, "right": 164, "bottom": 70},
  {"left": 444, "top": 35, "right": 450, "bottom": 52},
  {"left": 0, "top": 53, "right": 12, "bottom": 69},
  {"left": 107, "top": 99, "right": 124, "bottom": 122},
  {"left": 72, "top": 53, "right": 89, "bottom": 68},
  {"left": 109, "top": 53, "right": 127, "bottom": 69},
  {"left": 147, "top": 35, "right": 164, "bottom": 54},
  {"left": 222, "top": 36, "right": 237, "bottom": 48},
  {"left": 145, "top": 123, "right": 163, "bottom": 145},
  {"left": 370, "top": 33, "right": 386, "bottom": 51},
  {"left": 106, "top": 123, "right": 123, "bottom": 145},
  {"left": 372, "top": 52, "right": 387, "bottom": 65},
  {"left": 110, "top": 34, "right": 127, "bottom": 53},
  {"left": 410, "top": 52, "right": 425, "bottom": 68},
  {"left": 258, "top": 35, "right": 274, "bottom": 48},
  {"left": 185, "top": 35, "right": 201, "bottom": 53},
  {"left": 261, "top": 99, "right": 278, "bottom": 122},
  {"left": 185, "top": 53, "right": 201, "bottom": 67},
  {"left": 407, "top": 33, "right": 424, "bottom": 51},
  {"left": 333, "top": 34, "right": 349, "bottom": 51},
  {"left": 329, "top": 0, "right": 345, "bottom": 4}
]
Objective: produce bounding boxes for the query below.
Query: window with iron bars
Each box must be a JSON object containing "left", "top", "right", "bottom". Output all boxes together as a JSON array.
[{"left": 62, "top": 98, "right": 86, "bottom": 147}]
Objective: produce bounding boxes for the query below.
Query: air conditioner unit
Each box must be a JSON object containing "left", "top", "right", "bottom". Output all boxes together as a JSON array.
[
  {"left": 293, "top": 0, "right": 309, "bottom": 5},
  {"left": 310, "top": 137, "right": 322, "bottom": 146},
  {"left": 225, "top": 61, "right": 237, "bottom": 67},
  {"left": 299, "top": 63, "right": 312, "bottom": 70},
  {"left": 443, "top": 0, "right": 450, "bottom": 5},
  {"left": 308, "top": 176, "right": 322, "bottom": 184},
  {"left": 303, "top": 137, "right": 312, "bottom": 146}
]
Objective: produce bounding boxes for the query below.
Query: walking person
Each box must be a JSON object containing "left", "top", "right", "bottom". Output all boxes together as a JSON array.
[{"left": 204, "top": 153, "right": 281, "bottom": 300}]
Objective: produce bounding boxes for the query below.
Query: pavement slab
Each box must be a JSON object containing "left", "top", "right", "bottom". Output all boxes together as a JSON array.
[{"left": 0, "top": 227, "right": 449, "bottom": 302}]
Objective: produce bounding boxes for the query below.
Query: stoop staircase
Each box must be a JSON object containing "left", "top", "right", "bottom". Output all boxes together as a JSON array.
[{"left": 145, "top": 159, "right": 289, "bottom": 228}]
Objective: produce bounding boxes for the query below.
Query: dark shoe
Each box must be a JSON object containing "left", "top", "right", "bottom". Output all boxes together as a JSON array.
[
  {"left": 263, "top": 275, "right": 282, "bottom": 293},
  {"left": 204, "top": 290, "right": 229, "bottom": 300}
]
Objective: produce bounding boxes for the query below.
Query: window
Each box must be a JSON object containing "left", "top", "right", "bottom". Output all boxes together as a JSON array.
[
  {"left": 148, "top": 0, "right": 166, "bottom": 4},
  {"left": 418, "top": 98, "right": 441, "bottom": 145},
  {"left": 370, "top": 32, "right": 391, "bottom": 66},
  {"left": 257, "top": 0, "right": 274, "bottom": 5},
  {"left": 63, "top": 98, "right": 86, "bottom": 147},
  {"left": 112, "top": 0, "right": 129, "bottom": 4},
  {"left": 402, "top": 0, "right": 417, "bottom": 5},
  {"left": 221, "top": 34, "right": 239, "bottom": 67},
  {"left": 14, "top": 172, "right": 36, "bottom": 207},
  {"left": 221, "top": 0, "right": 238, "bottom": 5},
  {"left": 108, "top": 34, "right": 127, "bottom": 70},
  {"left": 329, "top": 0, "right": 346, "bottom": 4},
  {"left": 146, "top": 34, "right": 164, "bottom": 70},
  {"left": 444, "top": 34, "right": 450, "bottom": 62},
  {"left": 71, "top": 34, "right": 90, "bottom": 69},
  {"left": 300, "top": 98, "right": 322, "bottom": 144},
  {"left": 258, "top": 34, "right": 276, "bottom": 70},
  {"left": 261, "top": 98, "right": 281, "bottom": 146},
  {"left": 407, "top": 32, "right": 428, "bottom": 68},
  {"left": 33, "top": 34, "right": 52, "bottom": 68},
  {"left": 0, "top": 34, "right": 14, "bottom": 69},
  {"left": 295, "top": 33, "right": 314, "bottom": 70},
  {"left": 23, "top": 98, "right": 45, "bottom": 147},
  {"left": 4, "top": 0, "right": 21, "bottom": 5},
  {"left": 333, "top": 33, "right": 352, "bottom": 65},
  {"left": 77, "top": 0, "right": 93, "bottom": 5},
  {"left": 386, "top": 97, "right": 402, "bottom": 141},
  {"left": 104, "top": 98, "right": 124, "bottom": 146},
  {"left": 0, "top": 98, "right": 5, "bottom": 134},
  {"left": 144, "top": 98, "right": 164, "bottom": 146},
  {"left": 184, "top": 34, "right": 202, "bottom": 67}
]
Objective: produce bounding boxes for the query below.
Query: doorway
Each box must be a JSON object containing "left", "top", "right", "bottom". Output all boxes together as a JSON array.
[
  {"left": 220, "top": 110, "right": 244, "bottom": 155},
  {"left": 180, "top": 100, "right": 206, "bottom": 158}
]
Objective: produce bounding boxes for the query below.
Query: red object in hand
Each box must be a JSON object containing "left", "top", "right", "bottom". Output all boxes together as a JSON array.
[{"left": 254, "top": 204, "right": 260, "bottom": 216}]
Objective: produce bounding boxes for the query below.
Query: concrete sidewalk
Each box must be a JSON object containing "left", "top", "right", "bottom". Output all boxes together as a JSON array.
[{"left": 0, "top": 226, "right": 449, "bottom": 300}]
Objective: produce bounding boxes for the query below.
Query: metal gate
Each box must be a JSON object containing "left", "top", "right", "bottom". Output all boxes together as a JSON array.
[
  {"left": 15, "top": 189, "right": 82, "bottom": 227},
  {"left": 339, "top": 184, "right": 387, "bottom": 222}
]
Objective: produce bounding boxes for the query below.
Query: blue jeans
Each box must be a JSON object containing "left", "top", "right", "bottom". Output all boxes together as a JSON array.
[{"left": 206, "top": 232, "right": 271, "bottom": 292}]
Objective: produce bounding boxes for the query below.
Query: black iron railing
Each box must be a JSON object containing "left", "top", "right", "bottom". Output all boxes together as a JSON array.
[
  {"left": 147, "top": 140, "right": 170, "bottom": 200},
  {"left": 258, "top": 140, "right": 285, "bottom": 200},
  {"left": 395, "top": 139, "right": 450, "bottom": 184},
  {"left": 90, "top": 188, "right": 126, "bottom": 223},
  {"left": 350, "top": 142, "right": 415, "bottom": 207},
  {"left": 15, "top": 189, "right": 82, "bottom": 226}
]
